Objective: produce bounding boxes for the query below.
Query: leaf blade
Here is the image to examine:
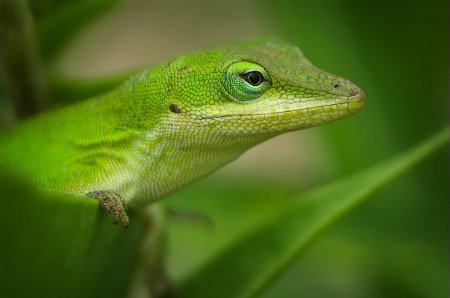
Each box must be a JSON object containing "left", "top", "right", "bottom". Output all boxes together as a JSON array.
[{"left": 179, "top": 127, "right": 449, "bottom": 298}]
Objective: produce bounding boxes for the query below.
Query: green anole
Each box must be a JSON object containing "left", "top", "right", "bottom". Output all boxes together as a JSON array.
[{"left": 0, "top": 41, "right": 364, "bottom": 228}]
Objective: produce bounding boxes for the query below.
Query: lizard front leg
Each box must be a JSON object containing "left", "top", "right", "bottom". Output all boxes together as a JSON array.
[{"left": 87, "top": 189, "right": 130, "bottom": 228}]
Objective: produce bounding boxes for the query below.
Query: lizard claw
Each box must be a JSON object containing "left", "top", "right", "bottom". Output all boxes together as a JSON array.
[{"left": 88, "top": 189, "right": 130, "bottom": 228}]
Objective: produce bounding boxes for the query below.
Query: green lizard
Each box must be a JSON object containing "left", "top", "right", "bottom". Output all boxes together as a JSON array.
[{"left": 0, "top": 41, "right": 364, "bottom": 228}]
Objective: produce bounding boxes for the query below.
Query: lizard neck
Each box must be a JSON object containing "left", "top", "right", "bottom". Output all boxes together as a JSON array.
[{"left": 127, "top": 126, "right": 273, "bottom": 208}]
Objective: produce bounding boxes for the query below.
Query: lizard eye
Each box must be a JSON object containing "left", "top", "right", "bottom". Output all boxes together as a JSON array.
[
  {"left": 222, "top": 61, "right": 270, "bottom": 103},
  {"left": 242, "top": 71, "right": 265, "bottom": 86}
]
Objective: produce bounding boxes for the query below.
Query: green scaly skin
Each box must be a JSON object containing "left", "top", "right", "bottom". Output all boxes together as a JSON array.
[{"left": 0, "top": 41, "right": 364, "bottom": 227}]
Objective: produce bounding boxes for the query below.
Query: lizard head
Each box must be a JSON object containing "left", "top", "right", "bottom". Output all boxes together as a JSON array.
[{"left": 156, "top": 40, "right": 364, "bottom": 145}]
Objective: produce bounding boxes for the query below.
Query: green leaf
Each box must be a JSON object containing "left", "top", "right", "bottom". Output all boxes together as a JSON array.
[
  {"left": 0, "top": 177, "right": 165, "bottom": 298},
  {"left": 179, "top": 127, "right": 449, "bottom": 298},
  {"left": 31, "top": 0, "right": 125, "bottom": 61},
  {"left": 48, "top": 69, "right": 140, "bottom": 104}
]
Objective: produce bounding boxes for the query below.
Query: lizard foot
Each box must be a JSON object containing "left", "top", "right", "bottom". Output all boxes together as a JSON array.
[{"left": 87, "top": 189, "right": 130, "bottom": 228}]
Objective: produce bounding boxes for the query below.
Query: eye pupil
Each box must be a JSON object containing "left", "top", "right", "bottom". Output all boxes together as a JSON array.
[{"left": 244, "top": 71, "right": 264, "bottom": 86}]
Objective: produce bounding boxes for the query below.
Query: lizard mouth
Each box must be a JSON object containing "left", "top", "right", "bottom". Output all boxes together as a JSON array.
[{"left": 201, "top": 91, "right": 365, "bottom": 120}]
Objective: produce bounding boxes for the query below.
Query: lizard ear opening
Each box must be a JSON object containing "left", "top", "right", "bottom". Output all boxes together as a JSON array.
[{"left": 169, "top": 104, "right": 181, "bottom": 113}]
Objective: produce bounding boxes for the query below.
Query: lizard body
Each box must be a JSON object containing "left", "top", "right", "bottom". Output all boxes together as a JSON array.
[{"left": 0, "top": 41, "right": 364, "bottom": 227}]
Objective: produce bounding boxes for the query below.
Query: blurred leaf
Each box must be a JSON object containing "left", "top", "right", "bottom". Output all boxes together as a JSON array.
[
  {"left": 179, "top": 127, "right": 449, "bottom": 298},
  {"left": 31, "top": 0, "right": 125, "bottom": 61},
  {"left": 48, "top": 69, "right": 139, "bottom": 104},
  {"left": 0, "top": 175, "right": 165, "bottom": 298},
  {"left": 0, "top": 0, "right": 49, "bottom": 118}
]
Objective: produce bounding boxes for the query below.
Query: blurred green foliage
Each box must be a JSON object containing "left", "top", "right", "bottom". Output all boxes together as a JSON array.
[
  {"left": 29, "top": 0, "right": 125, "bottom": 61},
  {"left": 259, "top": 1, "right": 449, "bottom": 296},
  {"left": 176, "top": 128, "right": 448, "bottom": 298},
  {"left": 0, "top": 175, "right": 149, "bottom": 298}
]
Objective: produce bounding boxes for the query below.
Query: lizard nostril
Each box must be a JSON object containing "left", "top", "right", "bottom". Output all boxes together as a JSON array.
[
  {"left": 349, "top": 88, "right": 361, "bottom": 97},
  {"left": 332, "top": 83, "right": 340, "bottom": 89}
]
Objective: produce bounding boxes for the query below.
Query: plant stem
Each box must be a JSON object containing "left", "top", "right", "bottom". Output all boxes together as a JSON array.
[{"left": 0, "top": 0, "right": 48, "bottom": 121}]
